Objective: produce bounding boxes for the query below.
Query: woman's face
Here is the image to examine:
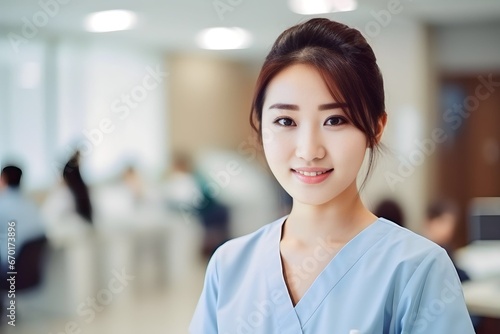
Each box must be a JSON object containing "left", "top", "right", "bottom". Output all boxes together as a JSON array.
[{"left": 261, "top": 64, "right": 368, "bottom": 206}]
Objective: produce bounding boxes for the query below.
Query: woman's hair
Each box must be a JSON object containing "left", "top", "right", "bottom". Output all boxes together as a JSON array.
[
  {"left": 63, "top": 151, "right": 93, "bottom": 224},
  {"left": 250, "top": 18, "right": 386, "bottom": 186}
]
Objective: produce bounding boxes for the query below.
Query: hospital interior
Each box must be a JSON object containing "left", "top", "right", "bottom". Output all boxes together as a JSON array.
[{"left": 0, "top": 0, "right": 499, "bottom": 333}]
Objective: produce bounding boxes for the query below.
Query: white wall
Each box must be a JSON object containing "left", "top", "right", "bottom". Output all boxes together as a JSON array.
[
  {"left": 0, "top": 38, "right": 51, "bottom": 190},
  {"left": 55, "top": 40, "right": 168, "bottom": 183},
  {"left": 0, "top": 35, "right": 169, "bottom": 190}
]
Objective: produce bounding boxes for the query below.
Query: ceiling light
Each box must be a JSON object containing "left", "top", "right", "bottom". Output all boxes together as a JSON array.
[
  {"left": 196, "top": 27, "right": 252, "bottom": 50},
  {"left": 85, "top": 10, "right": 137, "bottom": 33},
  {"left": 288, "top": 0, "right": 357, "bottom": 15}
]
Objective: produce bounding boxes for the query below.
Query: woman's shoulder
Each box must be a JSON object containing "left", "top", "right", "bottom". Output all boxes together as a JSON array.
[
  {"left": 211, "top": 216, "right": 285, "bottom": 265},
  {"left": 377, "top": 217, "right": 436, "bottom": 244},
  {"left": 374, "top": 217, "right": 450, "bottom": 264}
]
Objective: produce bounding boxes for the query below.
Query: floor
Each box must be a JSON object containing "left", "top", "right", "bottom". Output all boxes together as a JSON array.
[{"left": 1, "top": 257, "right": 206, "bottom": 334}]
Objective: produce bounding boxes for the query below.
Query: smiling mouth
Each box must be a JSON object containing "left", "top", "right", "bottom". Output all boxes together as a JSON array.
[
  {"left": 291, "top": 168, "right": 334, "bottom": 184},
  {"left": 295, "top": 169, "right": 331, "bottom": 176},
  {"left": 291, "top": 168, "right": 334, "bottom": 176}
]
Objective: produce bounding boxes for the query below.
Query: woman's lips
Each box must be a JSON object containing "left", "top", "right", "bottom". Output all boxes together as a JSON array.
[{"left": 291, "top": 168, "right": 333, "bottom": 184}]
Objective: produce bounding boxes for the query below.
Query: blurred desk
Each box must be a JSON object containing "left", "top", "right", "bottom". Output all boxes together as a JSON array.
[
  {"left": 462, "top": 278, "right": 500, "bottom": 318},
  {"left": 456, "top": 241, "right": 500, "bottom": 319},
  {"left": 39, "top": 208, "right": 202, "bottom": 316},
  {"left": 456, "top": 241, "right": 500, "bottom": 280}
]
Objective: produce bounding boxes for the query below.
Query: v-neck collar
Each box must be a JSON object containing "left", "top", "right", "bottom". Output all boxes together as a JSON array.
[{"left": 265, "top": 216, "right": 391, "bottom": 332}]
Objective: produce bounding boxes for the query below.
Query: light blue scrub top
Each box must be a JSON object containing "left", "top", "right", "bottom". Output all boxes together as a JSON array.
[{"left": 190, "top": 217, "right": 475, "bottom": 334}]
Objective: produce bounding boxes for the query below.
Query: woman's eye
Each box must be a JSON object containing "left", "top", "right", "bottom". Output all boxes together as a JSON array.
[
  {"left": 274, "top": 118, "right": 295, "bottom": 126},
  {"left": 324, "top": 116, "right": 346, "bottom": 126}
]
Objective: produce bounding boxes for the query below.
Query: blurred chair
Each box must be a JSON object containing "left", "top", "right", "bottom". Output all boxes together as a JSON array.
[
  {"left": 14, "top": 235, "right": 48, "bottom": 290},
  {"left": 1, "top": 235, "right": 48, "bottom": 324}
]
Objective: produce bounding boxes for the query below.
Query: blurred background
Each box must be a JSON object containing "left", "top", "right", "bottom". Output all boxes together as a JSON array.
[{"left": 0, "top": 0, "right": 499, "bottom": 333}]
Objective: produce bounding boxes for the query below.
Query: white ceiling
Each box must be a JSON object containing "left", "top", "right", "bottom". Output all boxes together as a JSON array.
[{"left": 1, "top": 0, "right": 500, "bottom": 59}]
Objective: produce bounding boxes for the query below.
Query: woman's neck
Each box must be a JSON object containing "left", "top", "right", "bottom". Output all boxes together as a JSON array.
[{"left": 283, "top": 184, "right": 377, "bottom": 246}]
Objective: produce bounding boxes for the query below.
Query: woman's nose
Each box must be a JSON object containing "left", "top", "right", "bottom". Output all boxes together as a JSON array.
[{"left": 295, "top": 126, "right": 326, "bottom": 161}]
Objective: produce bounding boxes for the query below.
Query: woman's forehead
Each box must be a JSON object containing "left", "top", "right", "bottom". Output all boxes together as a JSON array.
[{"left": 265, "top": 64, "right": 340, "bottom": 101}]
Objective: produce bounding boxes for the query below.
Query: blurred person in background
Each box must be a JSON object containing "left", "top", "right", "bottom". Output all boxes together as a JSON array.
[
  {"left": 122, "top": 165, "right": 146, "bottom": 206},
  {"left": 423, "top": 199, "right": 468, "bottom": 279},
  {"left": 193, "top": 171, "right": 230, "bottom": 258},
  {"left": 163, "top": 152, "right": 230, "bottom": 258},
  {"left": 0, "top": 165, "right": 46, "bottom": 279},
  {"left": 41, "top": 151, "right": 93, "bottom": 241},
  {"left": 92, "top": 161, "right": 164, "bottom": 224},
  {"left": 62, "top": 151, "right": 93, "bottom": 224},
  {"left": 163, "top": 152, "right": 202, "bottom": 213},
  {"left": 119, "top": 163, "right": 163, "bottom": 211},
  {"left": 423, "top": 199, "right": 482, "bottom": 329},
  {"left": 373, "top": 198, "right": 406, "bottom": 227}
]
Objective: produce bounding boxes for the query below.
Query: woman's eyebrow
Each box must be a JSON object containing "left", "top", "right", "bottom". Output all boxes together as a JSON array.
[
  {"left": 268, "top": 103, "right": 299, "bottom": 111},
  {"left": 268, "top": 102, "right": 347, "bottom": 111},
  {"left": 318, "top": 102, "right": 348, "bottom": 111}
]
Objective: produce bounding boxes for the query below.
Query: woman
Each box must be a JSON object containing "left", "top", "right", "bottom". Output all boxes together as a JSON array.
[
  {"left": 62, "top": 151, "right": 93, "bottom": 224},
  {"left": 190, "top": 18, "right": 474, "bottom": 333}
]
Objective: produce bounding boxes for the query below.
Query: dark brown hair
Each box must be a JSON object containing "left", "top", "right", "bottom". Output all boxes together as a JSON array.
[
  {"left": 1, "top": 165, "right": 23, "bottom": 188},
  {"left": 250, "top": 18, "right": 386, "bottom": 186},
  {"left": 426, "top": 199, "right": 458, "bottom": 221},
  {"left": 63, "top": 151, "right": 93, "bottom": 224},
  {"left": 374, "top": 199, "right": 405, "bottom": 227}
]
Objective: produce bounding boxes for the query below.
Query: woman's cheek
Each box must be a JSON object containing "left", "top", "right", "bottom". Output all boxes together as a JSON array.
[{"left": 261, "top": 126, "right": 276, "bottom": 146}]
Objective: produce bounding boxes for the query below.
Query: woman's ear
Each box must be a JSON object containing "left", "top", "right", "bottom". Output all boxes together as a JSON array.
[{"left": 375, "top": 113, "right": 387, "bottom": 144}]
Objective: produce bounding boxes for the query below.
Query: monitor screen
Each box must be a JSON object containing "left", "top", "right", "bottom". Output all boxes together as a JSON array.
[{"left": 470, "top": 214, "right": 500, "bottom": 241}]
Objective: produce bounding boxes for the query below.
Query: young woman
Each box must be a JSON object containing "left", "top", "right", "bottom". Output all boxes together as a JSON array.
[{"left": 190, "top": 18, "right": 474, "bottom": 334}]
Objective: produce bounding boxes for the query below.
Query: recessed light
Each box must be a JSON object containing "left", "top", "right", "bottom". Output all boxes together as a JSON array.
[
  {"left": 289, "top": 0, "right": 357, "bottom": 15},
  {"left": 196, "top": 27, "right": 252, "bottom": 50},
  {"left": 85, "top": 10, "right": 137, "bottom": 33}
]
